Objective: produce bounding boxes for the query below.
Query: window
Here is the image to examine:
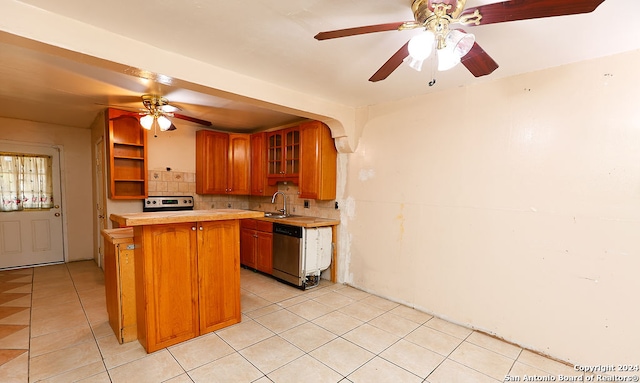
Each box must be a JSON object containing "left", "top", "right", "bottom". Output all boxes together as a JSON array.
[{"left": 0, "top": 152, "right": 54, "bottom": 212}]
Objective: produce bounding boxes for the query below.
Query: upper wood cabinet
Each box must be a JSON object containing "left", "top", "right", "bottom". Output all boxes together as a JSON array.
[
  {"left": 196, "top": 130, "right": 250, "bottom": 195},
  {"left": 267, "top": 127, "right": 300, "bottom": 185},
  {"left": 298, "top": 121, "right": 337, "bottom": 200},
  {"left": 106, "top": 108, "right": 147, "bottom": 199},
  {"left": 250, "top": 132, "right": 277, "bottom": 196}
]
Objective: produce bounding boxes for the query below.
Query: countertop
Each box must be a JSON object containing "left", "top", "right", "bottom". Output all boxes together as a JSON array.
[
  {"left": 109, "top": 209, "right": 340, "bottom": 228},
  {"left": 109, "top": 209, "right": 264, "bottom": 227},
  {"left": 255, "top": 215, "right": 340, "bottom": 228},
  {"left": 101, "top": 227, "right": 134, "bottom": 243}
]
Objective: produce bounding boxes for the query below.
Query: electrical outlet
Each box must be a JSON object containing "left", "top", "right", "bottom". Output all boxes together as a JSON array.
[
  {"left": 304, "top": 200, "right": 310, "bottom": 208},
  {"left": 335, "top": 201, "right": 339, "bottom": 210}
]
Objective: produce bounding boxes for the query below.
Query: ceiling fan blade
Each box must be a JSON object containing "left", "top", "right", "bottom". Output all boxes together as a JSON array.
[
  {"left": 315, "top": 22, "right": 413, "bottom": 40},
  {"left": 369, "top": 41, "right": 410, "bottom": 82},
  {"left": 461, "top": 42, "right": 500, "bottom": 77},
  {"left": 167, "top": 123, "right": 177, "bottom": 131},
  {"left": 173, "top": 113, "right": 212, "bottom": 126},
  {"left": 462, "top": 0, "right": 606, "bottom": 25}
]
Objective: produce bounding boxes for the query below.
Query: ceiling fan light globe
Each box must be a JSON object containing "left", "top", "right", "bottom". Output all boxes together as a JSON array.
[
  {"left": 405, "top": 56, "right": 425, "bottom": 72},
  {"left": 408, "top": 30, "right": 435, "bottom": 60},
  {"left": 437, "top": 47, "right": 461, "bottom": 71},
  {"left": 140, "top": 114, "right": 154, "bottom": 130},
  {"left": 446, "top": 30, "right": 475, "bottom": 58},
  {"left": 157, "top": 115, "right": 172, "bottom": 131}
]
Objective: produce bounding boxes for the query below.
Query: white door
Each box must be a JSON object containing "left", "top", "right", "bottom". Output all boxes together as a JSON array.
[{"left": 0, "top": 143, "right": 64, "bottom": 269}]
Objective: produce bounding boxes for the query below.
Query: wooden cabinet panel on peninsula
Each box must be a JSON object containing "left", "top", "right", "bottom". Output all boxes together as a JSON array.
[
  {"left": 106, "top": 108, "right": 147, "bottom": 199},
  {"left": 267, "top": 127, "right": 300, "bottom": 185},
  {"left": 240, "top": 219, "right": 273, "bottom": 274},
  {"left": 196, "top": 130, "right": 250, "bottom": 195},
  {"left": 299, "top": 121, "right": 337, "bottom": 200},
  {"left": 133, "top": 220, "right": 241, "bottom": 352}
]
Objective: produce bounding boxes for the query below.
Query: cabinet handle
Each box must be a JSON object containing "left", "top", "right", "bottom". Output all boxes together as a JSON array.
[
  {"left": 192, "top": 226, "right": 196, "bottom": 231},
  {"left": 199, "top": 226, "right": 204, "bottom": 231}
]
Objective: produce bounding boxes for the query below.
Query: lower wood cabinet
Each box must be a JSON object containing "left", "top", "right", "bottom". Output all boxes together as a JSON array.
[
  {"left": 133, "top": 220, "right": 241, "bottom": 353},
  {"left": 102, "top": 228, "right": 137, "bottom": 344},
  {"left": 240, "top": 219, "right": 273, "bottom": 274}
]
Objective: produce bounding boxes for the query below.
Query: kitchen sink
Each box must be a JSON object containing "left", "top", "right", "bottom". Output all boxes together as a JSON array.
[{"left": 263, "top": 212, "right": 290, "bottom": 219}]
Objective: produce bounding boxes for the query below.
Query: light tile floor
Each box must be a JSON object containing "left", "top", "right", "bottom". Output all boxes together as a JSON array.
[{"left": 0, "top": 260, "right": 592, "bottom": 383}]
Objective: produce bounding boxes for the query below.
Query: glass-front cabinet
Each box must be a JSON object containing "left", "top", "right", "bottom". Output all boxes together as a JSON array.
[{"left": 267, "top": 127, "right": 299, "bottom": 185}]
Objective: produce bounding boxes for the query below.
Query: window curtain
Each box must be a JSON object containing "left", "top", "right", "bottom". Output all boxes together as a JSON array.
[{"left": 0, "top": 153, "right": 54, "bottom": 212}]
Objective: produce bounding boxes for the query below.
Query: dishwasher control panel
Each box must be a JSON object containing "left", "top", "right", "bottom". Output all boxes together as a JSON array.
[{"left": 273, "top": 223, "right": 303, "bottom": 238}]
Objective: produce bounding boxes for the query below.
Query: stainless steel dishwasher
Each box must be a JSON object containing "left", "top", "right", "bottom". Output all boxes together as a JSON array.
[
  {"left": 272, "top": 222, "right": 333, "bottom": 290},
  {"left": 271, "top": 223, "right": 304, "bottom": 287}
]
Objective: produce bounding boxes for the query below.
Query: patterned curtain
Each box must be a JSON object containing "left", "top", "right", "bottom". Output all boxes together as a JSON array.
[{"left": 0, "top": 153, "right": 54, "bottom": 212}]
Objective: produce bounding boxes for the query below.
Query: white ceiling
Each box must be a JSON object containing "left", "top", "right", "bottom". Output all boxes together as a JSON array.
[{"left": 1, "top": 0, "right": 639, "bottom": 131}]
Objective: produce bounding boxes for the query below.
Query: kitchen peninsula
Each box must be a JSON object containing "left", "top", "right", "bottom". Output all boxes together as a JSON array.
[{"left": 109, "top": 209, "right": 263, "bottom": 353}]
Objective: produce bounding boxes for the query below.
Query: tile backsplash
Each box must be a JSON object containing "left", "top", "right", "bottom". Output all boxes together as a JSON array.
[{"left": 148, "top": 170, "right": 339, "bottom": 220}]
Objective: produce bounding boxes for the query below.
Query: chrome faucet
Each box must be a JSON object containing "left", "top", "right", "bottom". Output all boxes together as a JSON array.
[{"left": 271, "top": 191, "right": 287, "bottom": 216}]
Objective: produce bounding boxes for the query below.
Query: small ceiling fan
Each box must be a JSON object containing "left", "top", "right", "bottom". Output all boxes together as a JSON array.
[
  {"left": 139, "top": 94, "right": 212, "bottom": 132},
  {"left": 315, "top": 0, "right": 606, "bottom": 82}
]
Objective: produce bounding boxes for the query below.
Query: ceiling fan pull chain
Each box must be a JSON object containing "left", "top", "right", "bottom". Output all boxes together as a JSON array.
[{"left": 428, "top": 56, "right": 437, "bottom": 87}]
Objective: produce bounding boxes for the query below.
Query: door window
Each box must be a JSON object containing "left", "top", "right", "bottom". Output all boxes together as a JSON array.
[{"left": 0, "top": 152, "right": 54, "bottom": 211}]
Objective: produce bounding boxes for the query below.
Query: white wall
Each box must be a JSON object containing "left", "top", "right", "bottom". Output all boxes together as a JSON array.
[
  {"left": 0, "top": 117, "right": 93, "bottom": 262},
  {"left": 343, "top": 50, "right": 640, "bottom": 365}
]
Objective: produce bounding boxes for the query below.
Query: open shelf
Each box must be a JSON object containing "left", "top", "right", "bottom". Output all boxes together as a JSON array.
[{"left": 107, "top": 109, "right": 147, "bottom": 199}]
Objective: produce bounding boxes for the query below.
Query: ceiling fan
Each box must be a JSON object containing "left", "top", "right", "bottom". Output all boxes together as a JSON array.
[
  {"left": 315, "top": 0, "right": 606, "bottom": 82},
  {"left": 138, "top": 94, "right": 212, "bottom": 132}
]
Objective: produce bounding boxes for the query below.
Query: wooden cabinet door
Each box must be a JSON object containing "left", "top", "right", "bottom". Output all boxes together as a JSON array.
[
  {"left": 266, "top": 131, "right": 284, "bottom": 178},
  {"left": 240, "top": 227, "right": 257, "bottom": 269},
  {"left": 284, "top": 128, "right": 300, "bottom": 178},
  {"left": 250, "top": 132, "right": 277, "bottom": 196},
  {"left": 267, "top": 127, "right": 299, "bottom": 185},
  {"left": 256, "top": 231, "right": 273, "bottom": 274},
  {"left": 196, "top": 130, "right": 228, "bottom": 194},
  {"left": 228, "top": 134, "right": 250, "bottom": 195},
  {"left": 135, "top": 223, "right": 199, "bottom": 352},
  {"left": 299, "top": 121, "right": 337, "bottom": 200},
  {"left": 198, "top": 220, "right": 241, "bottom": 334}
]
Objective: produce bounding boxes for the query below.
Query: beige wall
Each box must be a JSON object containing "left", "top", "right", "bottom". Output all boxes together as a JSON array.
[
  {"left": 0, "top": 117, "right": 93, "bottom": 262},
  {"left": 342, "top": 50, "right": 640, "bottom": 365}
]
